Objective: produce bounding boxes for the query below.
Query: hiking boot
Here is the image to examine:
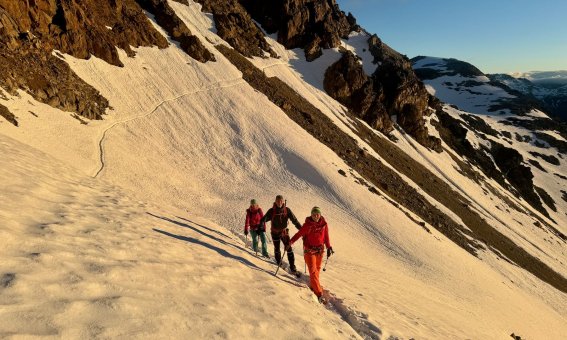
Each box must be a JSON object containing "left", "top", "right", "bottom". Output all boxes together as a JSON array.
[
  {"left": 290, "top": 268, "right": 302, "bottom": 278},
  {"left": 263, "top": 253, "right": 270, "bottom": 259},
  {"left": 317, "top": 295, "right": 327, "bottom": 304}
]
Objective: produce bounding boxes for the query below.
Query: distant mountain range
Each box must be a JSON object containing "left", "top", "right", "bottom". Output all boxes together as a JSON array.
[
  {"left": 490, "top": 71, "right": 567, "bottom": 121},
  {"left": 411, "top": 57, "right": 567, "bottom": 122}
]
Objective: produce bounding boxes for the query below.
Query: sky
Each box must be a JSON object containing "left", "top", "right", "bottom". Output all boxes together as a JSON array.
[{"left": 336, "top": 0, "right": 567, "bottom": 74}]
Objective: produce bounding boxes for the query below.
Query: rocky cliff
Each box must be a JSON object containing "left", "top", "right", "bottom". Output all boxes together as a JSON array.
[
  {"left": 229, "top": 0, "right": 437, "bottom": 149},
  {"left": 0, "top": 0, "right": 213, "bottom": 120}
]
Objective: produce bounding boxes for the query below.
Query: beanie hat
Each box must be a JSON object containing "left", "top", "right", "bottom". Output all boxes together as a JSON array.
[
  {"left": 275, "top": 194, "right": 284, "bottom": 200},
  {"left": 311, "top": 206, "right": 321, "bottom": 215},
  {"left": 250, "top": 199, "right": 257, "bottom": 205}
]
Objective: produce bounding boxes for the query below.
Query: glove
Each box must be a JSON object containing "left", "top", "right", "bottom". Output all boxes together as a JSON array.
[
  {"left": 244, "top": 229, "right": 249, "bottom": 236},
  {"left": 327, "top": 247, "right": 334, "bottom": 258}
]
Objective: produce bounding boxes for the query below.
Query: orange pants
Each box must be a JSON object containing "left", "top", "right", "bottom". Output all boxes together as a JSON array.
[{"left": 304, "top": 252, "right": 324, "bottom": 297}]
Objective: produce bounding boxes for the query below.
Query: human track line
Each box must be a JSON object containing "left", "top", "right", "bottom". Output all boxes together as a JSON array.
[{"left": 93, "top": 78, "right": 246, "bottom": 178}]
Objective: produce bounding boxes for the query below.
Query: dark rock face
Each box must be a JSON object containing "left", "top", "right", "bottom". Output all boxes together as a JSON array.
[
  {"left": 368, "top": 35, "right": 439, "bottom": 149},
  {"left": 0, "top": 0, "right": 172, "bottom": 120},
  {"left": 433, "top": 109, "right": 550, "bottom": 217},
  {"left": 0, "top": 0, "right": 169, "bottom": 67},
  {"left": 433, "top": 109, "right": 506, "bottom": 183},
  {"left": 324, "top": 44, "right": 440, "bottom": 150},
  {"left": 323, "top": 51, "right": 391, "bottom": 132},
  {"left": 136, "top": 0, "right": 215, "bottom": 62},
  {"left": 0, "top": 47, "right": 109, "bottom": 120},
  {"left": 529, "top": 151, "right": 560, "bottom": 166},
  {"left": 194, "top": 0, "right": 276, "bottom": 58},
  {"left": 535, "top": 186, "right": 556, "bottom": 212},
  {"left": 239, "top": 0, "right": 356, "bottom": 60},
  {"left": 0, "top": 102, "right": 17, "bottom": 126},
  {"left": 491, "top": 142, "right": 549, "bottom": 217},
  {"left": 501, "top": 117, "right": 567, "bottom": 154}
]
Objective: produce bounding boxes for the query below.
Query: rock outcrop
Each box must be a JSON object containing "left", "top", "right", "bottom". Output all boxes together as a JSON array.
[
  {"left": 0, "top": 0, "right": 172, "bottom": 120},
  {"left": 194, "top": 0, "right": 276, "bottom": 58},
  {"left": 136, "top": 0, "right": 215, "bottom": 62},
  {"left": 323, "top": 51, "right": 391, "bottom": 132},
  {"left": 0, "top": 0, "right": 169, "bottom": 67},
  {"left": 239, "top": 0, "right": 357, "bottom": 60},
  {"left": 368, "top": 35, "right": 439, "bottom": 149},
  {"left": 0, "top": 47, "right": 109, "bottom": 120},
  {"left": 324, "top": 42, "right": 441, "bottom": 150},
  {"left": 0, "top": 102, "right": 17, "bottom": 126},
  {"left": 433, "top": 108, "right": 550, "bottom": 218}
]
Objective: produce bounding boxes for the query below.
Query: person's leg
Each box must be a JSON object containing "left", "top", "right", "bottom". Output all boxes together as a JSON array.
[
  {"left": 282, "top": 232, "right": 296, "bottom": 272},
  {"left": 272, "top": 232, "right": 281, "bottom": 264},
  {"left": 260, "top": 232, "right": 269, "bottom": 256},
  {"left": 251, "top": 230, "right": 259, "bottom": 252},
  {"left": 304, "top": 253, "right": 323, "bottom": 297},
  {"left": 315, "top": 252, "right": 323, "bottom": 291}
]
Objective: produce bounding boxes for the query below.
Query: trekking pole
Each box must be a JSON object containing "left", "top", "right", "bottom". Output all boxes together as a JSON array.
[
  {"left": 322, "top": 256, "right": 329, "bottom": 272},
  {"left": 275, "top": 245, "right": 288, "bottom": 276},
  {"left": 275, "top": 256, "right": 285, "bottom": 276}
]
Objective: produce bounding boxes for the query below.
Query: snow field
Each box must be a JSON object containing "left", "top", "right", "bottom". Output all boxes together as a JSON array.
[{"left": 1, "top": 1, "right": 566, "bottom": 339}]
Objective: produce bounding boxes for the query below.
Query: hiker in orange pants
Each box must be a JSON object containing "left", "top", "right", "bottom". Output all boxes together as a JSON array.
[{"left": 288, "top": 206, "right": 334, "bottom": 303}]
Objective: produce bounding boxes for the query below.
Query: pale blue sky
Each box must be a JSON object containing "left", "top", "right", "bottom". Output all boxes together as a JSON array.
[{"left": 336, "top": 0, "right": 567, "bottom": 74}]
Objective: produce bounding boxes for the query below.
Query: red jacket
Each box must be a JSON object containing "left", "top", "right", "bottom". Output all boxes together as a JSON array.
[
  {"left": 245, "top": 207, "right": 264, "bottom": 232},
  {"left": 290, "top": 216, "right": 331, "bottom": 251}
]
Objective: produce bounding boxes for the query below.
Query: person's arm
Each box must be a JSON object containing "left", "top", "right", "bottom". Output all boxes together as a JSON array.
[
  {"left": 244, "top": 210, "right": 250, "bottom": 234},
  {"left": 259, "top": 208, "right": 266, "bottom": 231},
  {"left": 260, "top": 208, "right": 272, "bottom": 224},
  {"left": 287, "top": 208, "right": 302, "bottom": 230},
  {"left": 289, "top": 223, "right": 308, "bottom": 245},
  {"left": 324, "top": 223, "right": 334, "bottom": 257}
]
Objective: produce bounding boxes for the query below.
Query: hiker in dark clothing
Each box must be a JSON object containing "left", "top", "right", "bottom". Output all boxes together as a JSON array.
[{"left": 260, "top": 194, "right": 302, "bottom": 273}]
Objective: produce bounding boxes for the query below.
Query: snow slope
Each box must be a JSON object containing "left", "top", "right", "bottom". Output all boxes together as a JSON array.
[
  {"left": 1, "top": 1, "right": 566, "bottom": 339},
  {"left": 0, "top": 133, "right": 358, "bottom": 339}
]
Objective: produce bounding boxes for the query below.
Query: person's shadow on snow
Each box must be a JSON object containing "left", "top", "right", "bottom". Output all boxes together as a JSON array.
[
  {"left": 175, "top": 215, "right": 231, "bottom": 239},
  {"left": 148, "top": 213, "right": 302, "bottom": 286},
  {"left": 147, "top": 212, "right": 245, "bottom": 252},
  {"left": 152, "top": 228, "right": 258, "bottom": 268}
]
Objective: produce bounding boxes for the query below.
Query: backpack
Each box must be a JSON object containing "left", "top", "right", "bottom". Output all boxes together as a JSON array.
[
  {"left": 247, "top": 208, "right": 262, "bottom": 220},
  {"left": 271, "top": 203, "right": 288, "bottom": 228}
]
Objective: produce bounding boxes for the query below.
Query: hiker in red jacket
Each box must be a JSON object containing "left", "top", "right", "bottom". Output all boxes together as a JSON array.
[
  {"left": 288, "top": 206, "right": 334, "bottom": 303},
  {"left": 244, "top": 199, "right": 269, "bottom": 258}
]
